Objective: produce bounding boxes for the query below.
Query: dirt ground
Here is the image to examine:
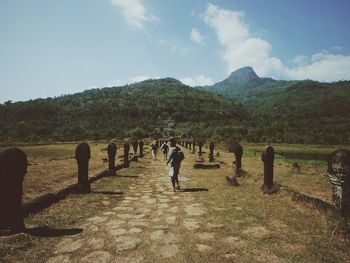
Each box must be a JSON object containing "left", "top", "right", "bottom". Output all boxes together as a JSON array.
[{"left": 1, "top": 144, "right": 350, "bottom": 262}]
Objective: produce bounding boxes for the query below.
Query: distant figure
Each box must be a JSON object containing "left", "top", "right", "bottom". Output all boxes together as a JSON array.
[
  {"left": 166, "top": 137, "right": 185, "bottom": 191},
  {"left": 161, "top": 141, "right": 169, "bottom": 161},
  {"left": 151, "top": 141, "right": 158, "bottom": 160}
]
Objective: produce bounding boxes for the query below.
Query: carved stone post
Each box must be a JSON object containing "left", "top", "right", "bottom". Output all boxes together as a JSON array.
[
  {"left": 75, "top": 143, "right": 91, "bottom": 193},
  {"left": 0, "top": 148, "right": 28, "bottom": 233},
  {"left": 209, "top": 142, "right": 214, "bottom": 162},
  {"left": 139, "top": 140, "right": 144, "bottom": 157},
  {"left": 198, "top": 142, "right": 203, "bottom": 157},
  {"left": 328, "top": 149, "right": 350, "bottom": 217},
  {"left": 107, "top": 143, "right": 117, "bottom": 175},
  {"left": 124, "top": 143, "right": 130, "bottom": 168},
  {"left": 234, "top": 144, "right": 243, "bottom": 175},
  {"left": 261, "top": 145, "right": 275, "bottom": 194}
]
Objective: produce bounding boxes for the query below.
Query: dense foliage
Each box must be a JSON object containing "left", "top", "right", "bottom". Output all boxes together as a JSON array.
[
  {"left": 200, "top": 68, "right": 350, "bottom": 145},
  {"left": 1, "top": 68, "right": 349, "bottom": 145},
  {"left": 0, "top": 78, "right": 246, "bottom": 142}
]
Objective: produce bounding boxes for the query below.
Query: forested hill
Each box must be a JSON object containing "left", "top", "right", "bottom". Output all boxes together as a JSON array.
[
  {"left": 0, "top": 78, "right": 247, "bottom": 142},
  {"left": 197, "top": 67, "right": 350, "bottom": 144}
]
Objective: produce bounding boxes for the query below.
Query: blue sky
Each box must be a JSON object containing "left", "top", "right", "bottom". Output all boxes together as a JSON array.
[{"left": 1, "top": 0, "right": 350, "bottom": 102}]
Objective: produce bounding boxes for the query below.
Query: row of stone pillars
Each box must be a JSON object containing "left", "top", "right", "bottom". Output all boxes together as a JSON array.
[
  {"left": 1, "top": 144, "right": 350, "bottom": 233},
  {"left": 0, "top": 141, "right": 144, "bottom": 233}
]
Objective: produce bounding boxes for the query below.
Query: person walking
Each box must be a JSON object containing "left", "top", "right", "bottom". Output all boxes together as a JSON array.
[
  {"left": 151, "top": 141, "right": 158, "bottom": 160},
  {"left": 161, "top": 141, "right": 169, "bottom": 161},
  {"left": 166, "top": 137, "right": 184, "bottom": 191}
]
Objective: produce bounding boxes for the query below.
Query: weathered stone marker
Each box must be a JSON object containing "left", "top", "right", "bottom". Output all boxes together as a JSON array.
[
  {"left": 0, "top": 148, "right": 28, "bottom": 233},
  {"left": 261, "top": 145, "right": 275, "bottom": 194},
  {"left": 189, "top": 142, "right": 192, "bottom": 150},
  {"left": 75, "top": 143, "right": 91, "bottom": 193},
  {"left": 234, "top": 144, "right": 243, "bottom": 175},
  {"left": 198, "top": 142, "right": 203, "bottom": 157},
  {"left": 192, "top": 140, "right": 196, "bottom": 154},
  {"left": 328, "top": 149, "right": 350, "bottom": 217},
  {"left": 107, "top": 143, "right": 117, "bottom": 175},
  {"left": 123, "top": 143, "right": 130, "bottom": 168},
  {"left": 209, "top": 142, "right": 214, "bottom": 162},
  {"left": 139, "top": 140, "right": 144, "bottom": 157}
]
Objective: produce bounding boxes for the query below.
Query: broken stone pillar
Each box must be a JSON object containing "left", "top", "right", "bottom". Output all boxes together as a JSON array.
[
  {"left": 123, "top": 143, "right": 130, "bottom": 168},
  {"left": 209, "top": 142, "right": 214, "bottom": 162},
  {"left": 261, "top": 145, "right": 275, "bottom": 194},
  {"left": 198, "top": 142, "right": 203, "bottom": 157},
  {"left": 107, "top": 143, "right": 117, "bottom": 175},
  {"left": 328, "top": 149, "right": 350, "bottom": 217},
  {"left": 0, "top": 148, "right": 28, "bottom": 233},
  {"left": 75, "top": 143, "right": 91, "bottom": 193},
  {"left": 234, "top": 144, "right": 243, "bottom": 175},
  {"left": 139, "top": 140, "right": 144, "bottom": 157}
]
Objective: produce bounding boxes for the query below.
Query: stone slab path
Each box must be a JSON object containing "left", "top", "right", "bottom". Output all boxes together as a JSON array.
[{"left": 46, "top": 148, "right": 224, "bottom": 263}]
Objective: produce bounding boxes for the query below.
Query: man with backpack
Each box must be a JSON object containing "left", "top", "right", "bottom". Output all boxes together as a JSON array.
[{"left": 166, "top": 137, "right": 184, "bottom": 191}]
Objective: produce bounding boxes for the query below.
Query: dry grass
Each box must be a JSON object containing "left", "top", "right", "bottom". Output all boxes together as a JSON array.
[
  {"left": 1, "top": 143, "right": 126, "bottom": 203},
  {"left": 1, "top": 143, "right": 350, "bottom": 262}
]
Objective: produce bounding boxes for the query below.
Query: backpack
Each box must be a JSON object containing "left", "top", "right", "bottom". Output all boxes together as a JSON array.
[{"left": 178, "top": 150, "right": 185, "bottom": 162}]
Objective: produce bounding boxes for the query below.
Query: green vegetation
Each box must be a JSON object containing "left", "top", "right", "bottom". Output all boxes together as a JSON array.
[
  {"left": 0, "top": 78, "right": 246, "bottom": 142},
  {"left": 201, "top": 68, "right": 350, "bottom": 145},
  {"left": 1, "top": 68, "right": 349, "bottom": 145}
]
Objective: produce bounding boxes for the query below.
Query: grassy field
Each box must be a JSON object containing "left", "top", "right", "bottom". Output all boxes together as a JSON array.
[
  {"left": 1, "top": 142, "right": 350, "bottom": 262},
  {"left": 0, "top": 142, "right": 126, "bottom": 203}
]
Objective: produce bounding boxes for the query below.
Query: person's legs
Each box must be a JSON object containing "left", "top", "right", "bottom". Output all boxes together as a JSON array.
[
  {"left": 174, "top": 166, "right": 180, "bottom": 189},
  {"left": 171, "top": 176, "right": 176, "bottom": 190}
]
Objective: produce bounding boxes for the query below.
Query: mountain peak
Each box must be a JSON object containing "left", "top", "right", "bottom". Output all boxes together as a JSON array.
[{"left": 228, "top": 66, "right": 259, "bottom": 80}]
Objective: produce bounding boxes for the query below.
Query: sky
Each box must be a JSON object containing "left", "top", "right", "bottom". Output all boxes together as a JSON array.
[{"left": 1, "top": 0, "right": 350, "bottom": 102}]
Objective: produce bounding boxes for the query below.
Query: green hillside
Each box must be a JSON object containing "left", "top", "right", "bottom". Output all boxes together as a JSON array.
[
  {"left": 199, "top": 68, "right": 350, "bottom": 144},
  {"left": 0, "top": 78, "right": 246, "bottom": 142}
]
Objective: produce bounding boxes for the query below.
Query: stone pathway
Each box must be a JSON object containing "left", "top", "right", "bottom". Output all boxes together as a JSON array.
[{"left": 46, "top": 149, "right": 214, "bottom": 262}]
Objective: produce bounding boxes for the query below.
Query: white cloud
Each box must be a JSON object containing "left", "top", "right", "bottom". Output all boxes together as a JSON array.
[
  {"left": 202, "top": 3, "right": 350, "bottom": 81},
  {"left": 110, "top": 0, "right": 158, "bottom": 30},
  {"left": 286, "top": 52, "right": 350, "bottom": 81},
  {"left": 180, "top": 75, "right": 214, "bottom": 86},
  {"left": 190, "top": 28, "right": 204, "bottom": 44}
]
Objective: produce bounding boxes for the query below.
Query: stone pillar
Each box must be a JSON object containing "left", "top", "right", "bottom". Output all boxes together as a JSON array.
[
  {"left": 234, "top": 144, "right": 243, "bottom": 174},
  {"left": 261, "top": 145, "right": 275, "bottom": 193},
  {"left": 209, "top": 142, "right": 214, "bottom": 162},
  {"left": 0, "top": 148, "right": 28, "bottom": 233},
  {"left": 123, "top": 143, "right": 130, "bottom": 168},
  {"left": 328, "top": 149, "right": 350, "bottom": 217},
  {"left": 75, "top": 143, "right": 91, "bottom": 193},
  {"left": 189, "top": 142, "right": 192, "bottom": 150},
  {"left": 198, "top": 142, "right": 203, "bottom": 157},
  {"left": 139, "top": 140, "right": 144, "bottom": 157},
  {"left": 107, "top": 143, "right": 117, "bottom": 175},
  {"left": 192, "top": 140, "right": 196, "bottom": 154},
  {"left": 185, "top": 142, "right": 188, "bottom": 149}
]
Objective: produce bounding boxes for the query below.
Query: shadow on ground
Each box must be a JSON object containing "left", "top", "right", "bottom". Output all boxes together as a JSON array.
[
  {"left": 180, "top": 188, "right": 209, "bottom": 192},
  {"left": 25, "top": 227, "right": 83, "bottom": 237}
]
